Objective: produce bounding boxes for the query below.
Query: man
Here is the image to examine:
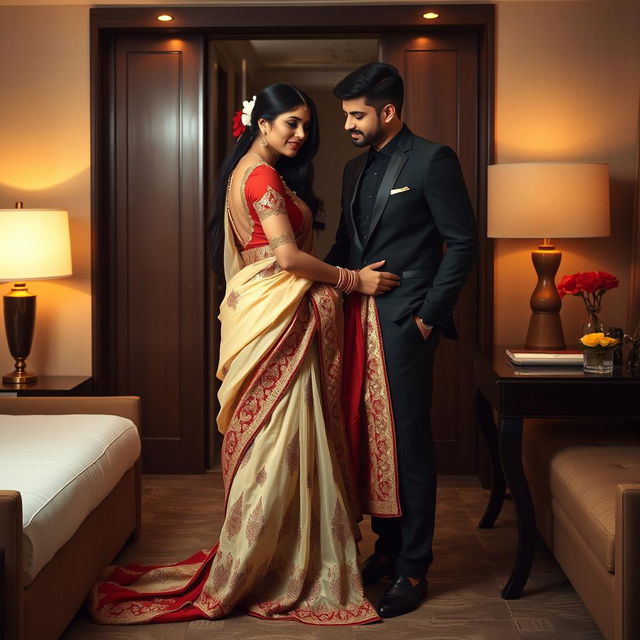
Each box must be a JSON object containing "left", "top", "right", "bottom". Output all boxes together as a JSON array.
[{"left": 326, "top": 62, "right": 477, "bottom": 618}]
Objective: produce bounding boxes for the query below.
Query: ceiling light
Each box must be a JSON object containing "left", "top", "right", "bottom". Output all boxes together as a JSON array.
[
  {"left": 422, "top": 12, "right": 439, "bottom": 20},
  {"left": 157, "top": 14, "right": 173, "bottom": 22}
]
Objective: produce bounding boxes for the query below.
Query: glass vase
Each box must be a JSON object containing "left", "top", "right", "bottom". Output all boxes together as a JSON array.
[
  {"left": 583, "top": 349, "right": 614, "bottom": 374},
  {"left": 580, "top": 303, "right": 606, "bottom": 337}
]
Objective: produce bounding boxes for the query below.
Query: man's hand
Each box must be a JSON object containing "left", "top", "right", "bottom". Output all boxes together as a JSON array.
[
  {"left": 357, "top": 260, "right": 401, "bottom": 296},
  {"left": 415, "top": 317, "right": 433, "bottom": 340}
]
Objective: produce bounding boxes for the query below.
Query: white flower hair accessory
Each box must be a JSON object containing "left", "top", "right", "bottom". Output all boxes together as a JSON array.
[
  {"left": 241, "top": 95, "right": 256, "bottom": 126},
  {"left": 233, "top": 95, "right": 256, "bottom": 138}
]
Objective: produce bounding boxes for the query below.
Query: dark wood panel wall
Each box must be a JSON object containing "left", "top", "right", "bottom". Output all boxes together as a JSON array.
[
  {"left": 111, "top": 37, "right": 206, "bottom": 472},
  {"left": 385, "top": 33, "right": 479, "bottom": 473}
]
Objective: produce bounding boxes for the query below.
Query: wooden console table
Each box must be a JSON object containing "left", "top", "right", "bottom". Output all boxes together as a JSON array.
[{"left": 474, "top": 347, "right": 639, "bottom": 599}]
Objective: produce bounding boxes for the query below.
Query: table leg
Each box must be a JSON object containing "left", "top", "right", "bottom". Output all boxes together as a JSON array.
[
  {"left": 476, "top": 390, "right": 506, "bottom": 528},
  {"left": 498, "top": 416, "right": 536, "bottom": 599}
]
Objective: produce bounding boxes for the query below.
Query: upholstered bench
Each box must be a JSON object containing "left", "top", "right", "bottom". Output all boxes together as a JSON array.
[
  {"left": 523, "top": 419, "right": 640, "bottom": 640},
  {"left": 0, "top": 396, "right": 141, "bottom": 640}
]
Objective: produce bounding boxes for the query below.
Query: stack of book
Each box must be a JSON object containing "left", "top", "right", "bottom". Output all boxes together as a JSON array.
[
  {"left": 506, "top": 348, "right": 584, "bottom": 375},
  {"left": 506, "top": 348, "right": 584, "bottom": 366}
]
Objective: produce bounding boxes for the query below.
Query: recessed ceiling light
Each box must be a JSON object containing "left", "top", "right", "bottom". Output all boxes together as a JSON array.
[
  {"left": 422, "top": 12, "right": 439, "bottom": 20},
  {"left": 157, "top": 14, "right": 173, "bottom": 22}
]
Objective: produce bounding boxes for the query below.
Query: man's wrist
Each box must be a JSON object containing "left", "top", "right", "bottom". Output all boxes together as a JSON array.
[{"left": 418, "top": 318, "right": 434, "bottom": 331}]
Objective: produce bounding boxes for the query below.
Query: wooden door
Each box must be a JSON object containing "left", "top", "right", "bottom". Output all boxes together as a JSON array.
[
  {"left": 102, "top": 35, "right": 206, "bottom": 473},
  {"left": 384, "top": 32, "right": 480, "bottom": 473}
]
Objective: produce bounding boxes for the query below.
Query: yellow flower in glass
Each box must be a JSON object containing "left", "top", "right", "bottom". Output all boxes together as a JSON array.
[{"left": 579, "top": 332, "right": 619, "bottom": 373}]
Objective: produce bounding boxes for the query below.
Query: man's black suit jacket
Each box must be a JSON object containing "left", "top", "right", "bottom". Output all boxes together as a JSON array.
[{"left": 326, "top": 126, "right": 477, "bottom": 336}]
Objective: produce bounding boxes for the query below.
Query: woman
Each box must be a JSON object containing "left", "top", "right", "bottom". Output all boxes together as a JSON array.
[{"left": 90, "top": 84, "right": 399, "bottom": 626}]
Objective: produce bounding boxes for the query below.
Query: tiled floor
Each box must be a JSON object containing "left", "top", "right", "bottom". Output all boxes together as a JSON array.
[{"left": 61, "top": 474, "right": 604, "bottom": 639}]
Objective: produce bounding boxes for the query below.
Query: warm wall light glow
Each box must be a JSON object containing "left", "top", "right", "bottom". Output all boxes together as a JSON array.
[
  {"left": 422, "top": 12, "right": 439, "bottom": 20},
  {"left": 157, "top": 14, "right": 173, "bottom": 22}
]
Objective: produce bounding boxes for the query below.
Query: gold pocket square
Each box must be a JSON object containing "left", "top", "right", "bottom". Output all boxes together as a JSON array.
[{"left": 390, "top": 186, "right": 411, "bottom": 195}]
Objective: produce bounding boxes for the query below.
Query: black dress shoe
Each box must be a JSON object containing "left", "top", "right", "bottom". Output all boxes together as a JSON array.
[
  {"left": 376, "top": 575, "right": 428, "bottom": 618},
  {"left": 361, "top": 553, "right": 395, "bottom": 585}
]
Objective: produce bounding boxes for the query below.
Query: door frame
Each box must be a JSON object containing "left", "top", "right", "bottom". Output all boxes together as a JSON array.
[{"left": 90, "top": 2, "right": 494, "bottom": 387}]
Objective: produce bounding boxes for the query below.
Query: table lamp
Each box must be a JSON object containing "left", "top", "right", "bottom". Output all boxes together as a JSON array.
[
  {"left": 488, "top": 163, "right": 610, "bottom": 349},
  {"left": 0, "top": 202, "right": 73, "bottom": 384}
]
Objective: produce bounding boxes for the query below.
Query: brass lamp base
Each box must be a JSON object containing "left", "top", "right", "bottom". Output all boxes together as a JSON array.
[
  {"left": 3, "top": 365, "right": 38, "bottom": 385},
  {"left": 524, "top": 243, "right": 566, "bottom": 350}
]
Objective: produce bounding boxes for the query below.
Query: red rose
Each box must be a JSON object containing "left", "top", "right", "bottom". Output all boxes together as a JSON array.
[
  {"left": 575, "top": 271, "right": 600, "bottom": 294},
  {"left": 557, "top": 274, "right": 580, "bottom": 298},
  {"left": 596, "top": 271, "right": 619, "bottom": 291},
  {"left": 232, "top": 110, "right": 246, "bottom": 138}
]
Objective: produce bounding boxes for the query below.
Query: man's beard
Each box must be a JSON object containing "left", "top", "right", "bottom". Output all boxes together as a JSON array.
[{"left": 348, "top": 122, "right": 384, "bottom": 148}]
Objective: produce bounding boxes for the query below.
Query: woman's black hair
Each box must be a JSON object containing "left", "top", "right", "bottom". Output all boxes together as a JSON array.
[{"left": 206, "top": 83, "right": 322, "bottom": 276}]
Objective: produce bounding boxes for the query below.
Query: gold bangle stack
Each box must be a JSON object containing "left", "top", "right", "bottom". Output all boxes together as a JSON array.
[{"left": 335, "top": 266, "right": 360, "bottom": 294}]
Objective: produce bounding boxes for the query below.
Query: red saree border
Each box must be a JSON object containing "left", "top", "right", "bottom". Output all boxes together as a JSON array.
[
  {"left": 309, "top": 284, "right": 362, "bottom": 526},
  {"left": 360, "top": 296, "right": 402, "bottom": 518},
  {"left": 247, "top": 601, "right": 379, "bottom": 626},
  {"left": 221, "top": 300, "right": 316, "bottom": 510}
]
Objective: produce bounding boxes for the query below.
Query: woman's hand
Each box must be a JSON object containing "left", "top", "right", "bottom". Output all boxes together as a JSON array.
[{"left": 356, "top": 260, "right": 401, "bottom": 296}]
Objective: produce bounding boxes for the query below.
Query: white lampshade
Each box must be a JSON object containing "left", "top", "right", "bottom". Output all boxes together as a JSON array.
[
  {"left": 487, "top": 163, "right": 610, "bottom": 238},
  {"left": 0, "top": 208, "right": 73, "bottom": 281}
]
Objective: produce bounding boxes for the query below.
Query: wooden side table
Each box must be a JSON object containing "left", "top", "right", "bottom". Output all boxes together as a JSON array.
[
  {"left": 0, "top": 375, "right": 93, "bottom": 397},
  {"left": 474, "top": 347, "right": 640, "bottom": 599}
]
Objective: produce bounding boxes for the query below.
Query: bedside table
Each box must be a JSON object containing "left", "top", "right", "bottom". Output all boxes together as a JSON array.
[{"left": 0, "top": 375, "right": 93, "bottom": 397}]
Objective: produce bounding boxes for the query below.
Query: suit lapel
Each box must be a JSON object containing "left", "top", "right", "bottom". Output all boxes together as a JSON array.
[
  {"left": 363, "top": 146, "right": 409, "bottom": 251},
  {"left": 347, "top": 153, "right": 367, "bottom": 251}
]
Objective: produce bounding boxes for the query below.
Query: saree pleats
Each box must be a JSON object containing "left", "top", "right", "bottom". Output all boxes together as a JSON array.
[{"left": 89, "top": 256, "right": 377, "bottom": 625}]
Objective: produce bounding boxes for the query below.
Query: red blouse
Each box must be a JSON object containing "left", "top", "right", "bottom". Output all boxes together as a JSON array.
[{"left": 241, "top": 163, "right": 307, "bottom": 249}]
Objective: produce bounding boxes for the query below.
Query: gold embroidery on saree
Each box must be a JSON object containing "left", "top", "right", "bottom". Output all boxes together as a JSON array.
[
  {"left": 246, "top": 497, "right": 265, "bottom": 545},
  {"left": 254, "top": 185, "right": 287, "bottom": 220},
  {"left": 330, "top": 498, "right": 350, "bottom": 545},
  {"left": 226, "top": 290, "right": 240, "bottom": 309},
  {"left": 251, "top": 261, "right": 282, "bottom": 279},
  {"left": 309, "top": 284, "right": 362, "bottom": 527},
  {"left": 285, "top": 431, "right": 300, "bottom": 474},
  {"left": 256, "top": 465, "right": 267, "bottom": 486},
  {"left": 328, "top": 563, "right": 351, "bottom": 602},
  {"left": 225, "top": 494, "right": 243, "bottom": 540},
  {"left": 239, "top": 441, "right": 254, "bottom": 469},
  {"left": 228, "top": 560, "right": 253, "bottom": 600},
  {"left": 239, "top": 161, "right": 267, "bottom": 238},
  {"left": 211, "top": 551, "right": 233, "bottom": 591},
  {"left": 240, "top": 245, "right": 275, "bottom": 264},
  {"left": 269, "top": 232, "right": 296, "bottom": 250},
  {"left": 221, "top": 302, "right": 315, "bottom": 508},
  {"left": 361, "top": 296, "right": 402, "bottom": 517}
]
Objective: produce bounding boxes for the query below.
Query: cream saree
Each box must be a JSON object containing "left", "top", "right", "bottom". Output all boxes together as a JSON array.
[{"left": 89, "top": 176, "right": 378, "bottom": 625}]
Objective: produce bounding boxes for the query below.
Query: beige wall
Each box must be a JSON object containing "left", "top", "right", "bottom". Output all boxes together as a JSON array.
[
  {"left": 0, "top": 6, "right": 91, "bottom": 376},
  {"left": 0, "top": 1, "right": 638, "bottom": 376},
  {"left": 494, "top": 0, "right": 640, "bottom": 345}
]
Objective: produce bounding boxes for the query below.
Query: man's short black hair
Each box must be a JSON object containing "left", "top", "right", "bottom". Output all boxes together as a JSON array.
[{"left": 333, "top": 62, "right": 404, "bottom": 116}]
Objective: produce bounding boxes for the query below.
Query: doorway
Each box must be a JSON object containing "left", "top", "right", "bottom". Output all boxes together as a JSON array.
[{"left": 91, "top": 5, "right": 494, "bottom": 474}]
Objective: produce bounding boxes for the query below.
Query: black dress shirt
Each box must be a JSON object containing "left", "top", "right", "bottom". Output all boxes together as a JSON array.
[{"left": 354, "top": 130, "right": 403, "bottom": 244}]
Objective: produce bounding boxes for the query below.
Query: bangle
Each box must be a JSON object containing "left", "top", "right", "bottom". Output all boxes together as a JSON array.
[
  {"left": 335, "top": 266, "right": 346, "bottom": 291},
  {"left": 334, "top": 266, "right": 359, "bottom": 294}
]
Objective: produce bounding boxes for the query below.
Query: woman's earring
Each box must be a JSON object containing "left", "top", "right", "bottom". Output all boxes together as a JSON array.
[{"left": 261, "top": 133, "right": 268, "bottom": 148}]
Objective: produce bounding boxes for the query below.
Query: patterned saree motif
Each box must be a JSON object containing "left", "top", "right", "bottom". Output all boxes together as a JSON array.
[
  {"left": 89, "top": 164, "right": 377, "bottom": 626},
  {"left": 342, "top": 293, "right": 401, "bottom": 518}
]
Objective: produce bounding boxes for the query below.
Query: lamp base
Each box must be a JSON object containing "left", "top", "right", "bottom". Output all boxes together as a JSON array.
[
  {"left": 524, "top": 247, "right": 566, "bottom": 350},
  {"left": 3, "top": 284, "right": 38, "bottom": 385},
  {"left": 525, "top": 313, "right": 566, "bottom": 350},
  {"left": 3, "top": 369, "right": 38, "bottom": 385}
]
